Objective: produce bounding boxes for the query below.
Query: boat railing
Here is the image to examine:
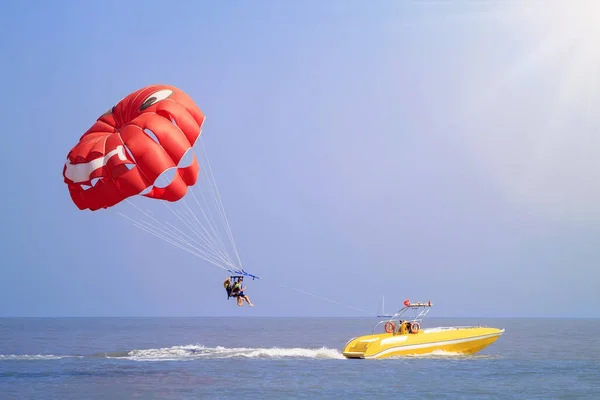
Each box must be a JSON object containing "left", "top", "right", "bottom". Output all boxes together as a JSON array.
[
  {"left": 372, "top": 303, "right": 433, "bottom": 334},
  {"left": 371, "top": 301, "right": 498, "bottom": 334}
]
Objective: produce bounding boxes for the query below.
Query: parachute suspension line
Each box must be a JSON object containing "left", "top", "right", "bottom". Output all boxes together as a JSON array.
[
  {"left": 117, "top": 211, "right": 231, "bottom": 271},
  {"left": 162, "top": 202, "right": 233, "bottom": 268},
  {"left": 179, "top": 192, "right": 233, "bottom": 266},
  {"left": 184, "top": 136, "right": 243, "bottom": 270},
  {"left": 188, "top": 185, "right": 231, "bottom": 264},
  {"left": 121, "top": 200, "right": 211, "bottom": 262},
  {"left": 174, "top": 205, "right": 230, "bottom": 265},
  {"left": 120, "top": 200, "right": 234, "bottom": 269},
  {"left": 161, "top": 217, "right": 231, "bottom": 267},
  {"left": 132, "top": 220, "right": 227, "bottom": 269},
  {"left": 114, "top": 137, "right": 246, "bottom": 275},
  {"left": 197, "top": 138, "right": 244, "bottom": 270}
]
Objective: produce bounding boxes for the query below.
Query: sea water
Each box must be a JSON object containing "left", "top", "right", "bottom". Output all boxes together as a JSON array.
[{"left": 1, "top": 317, "right": 598, "bottom": 399}]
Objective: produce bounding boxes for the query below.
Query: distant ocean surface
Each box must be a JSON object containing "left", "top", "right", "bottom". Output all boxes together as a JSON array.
[{"left": 1, "top": 317, "right": 599, "bottom": 399}]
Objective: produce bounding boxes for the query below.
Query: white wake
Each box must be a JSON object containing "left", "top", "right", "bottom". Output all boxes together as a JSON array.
[
  {"left": 0, "top": 354, "right": 81, "bottom": 361},
  {"left": 116, "top": 344, "right": 345, "bottom": 361}
]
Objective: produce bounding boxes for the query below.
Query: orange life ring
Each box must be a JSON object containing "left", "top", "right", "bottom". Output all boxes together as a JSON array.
[
  {"left": 384, "top": 322, "right": 395, "bottom": 333},
  {"left": 410, "top": 322, "right": 420, "bottom": 334}
]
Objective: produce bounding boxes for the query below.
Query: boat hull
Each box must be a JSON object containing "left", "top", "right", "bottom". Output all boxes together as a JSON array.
[{"left": 343, "top": 326, "right": 504, "bottom": 359}]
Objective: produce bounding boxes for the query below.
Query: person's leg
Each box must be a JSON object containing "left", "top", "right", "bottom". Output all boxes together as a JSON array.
[{"left": 243, "top": 295, "right": 254, "bottom": 307}]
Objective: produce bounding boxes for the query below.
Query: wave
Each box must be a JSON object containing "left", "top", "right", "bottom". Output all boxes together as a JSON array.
[
  {"left": 2, "top": 345, "right": 345, "bottom": 362},
  {"left": 113, "top": 345, "right": 346, "bottom": 361},
  {"left": 0, "top": 354, "right": 82, "bottom": 361}
]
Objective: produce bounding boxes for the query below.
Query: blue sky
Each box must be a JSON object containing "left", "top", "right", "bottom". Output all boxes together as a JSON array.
[{"left": 1, "top": 0, "right": 599, "bottom": 318}]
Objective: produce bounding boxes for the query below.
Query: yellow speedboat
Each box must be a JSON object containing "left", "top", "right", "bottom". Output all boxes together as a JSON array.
[{"left": 343, "top": 300, "right": 504, "bottom": 359}]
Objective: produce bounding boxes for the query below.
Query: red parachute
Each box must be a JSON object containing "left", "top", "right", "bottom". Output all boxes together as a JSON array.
[{"left": 63, "top": 84, "right": 206, "bottom": 211}]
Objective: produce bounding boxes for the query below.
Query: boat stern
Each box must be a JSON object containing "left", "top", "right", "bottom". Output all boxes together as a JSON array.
[{"left": 342, "top": 333, "right": 389, "bottom": 359}]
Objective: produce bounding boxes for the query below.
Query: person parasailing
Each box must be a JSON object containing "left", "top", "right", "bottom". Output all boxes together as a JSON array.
[{"left": 224, "top": 276, "right": 253, "bottom": 307}]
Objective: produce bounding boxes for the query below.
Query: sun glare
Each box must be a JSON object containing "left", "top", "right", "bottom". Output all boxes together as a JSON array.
[
  {"left": 547, "top": 1, "right": 600, "bottom": 41},
  {"left": 451, "top": 1, "right": 600, "bottom": 222},
  {"left": 514, "top": 1, "right": 600, "bottom": 83},
  {"left": 534, "top": 1, "right": 600, "bottom": 116}
]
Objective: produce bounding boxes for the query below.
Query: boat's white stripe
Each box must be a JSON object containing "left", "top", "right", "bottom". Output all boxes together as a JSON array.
[
  {"left": 423, "top": 326, "right": 482, "bottom": 334},
  {"left": 379, "top": 336, "right": 408, "bottom": 346},
  {"left": 365, "top": 331, "right": 504, "bottom": 359}
]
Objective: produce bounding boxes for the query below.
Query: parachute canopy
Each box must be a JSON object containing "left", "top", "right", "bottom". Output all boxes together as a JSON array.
[
  {"left": 62, "top": 84, "right": 206, "bottom": 211},
  {"left": 62, "top": 84, "right": 259, "bottom": 281}
]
